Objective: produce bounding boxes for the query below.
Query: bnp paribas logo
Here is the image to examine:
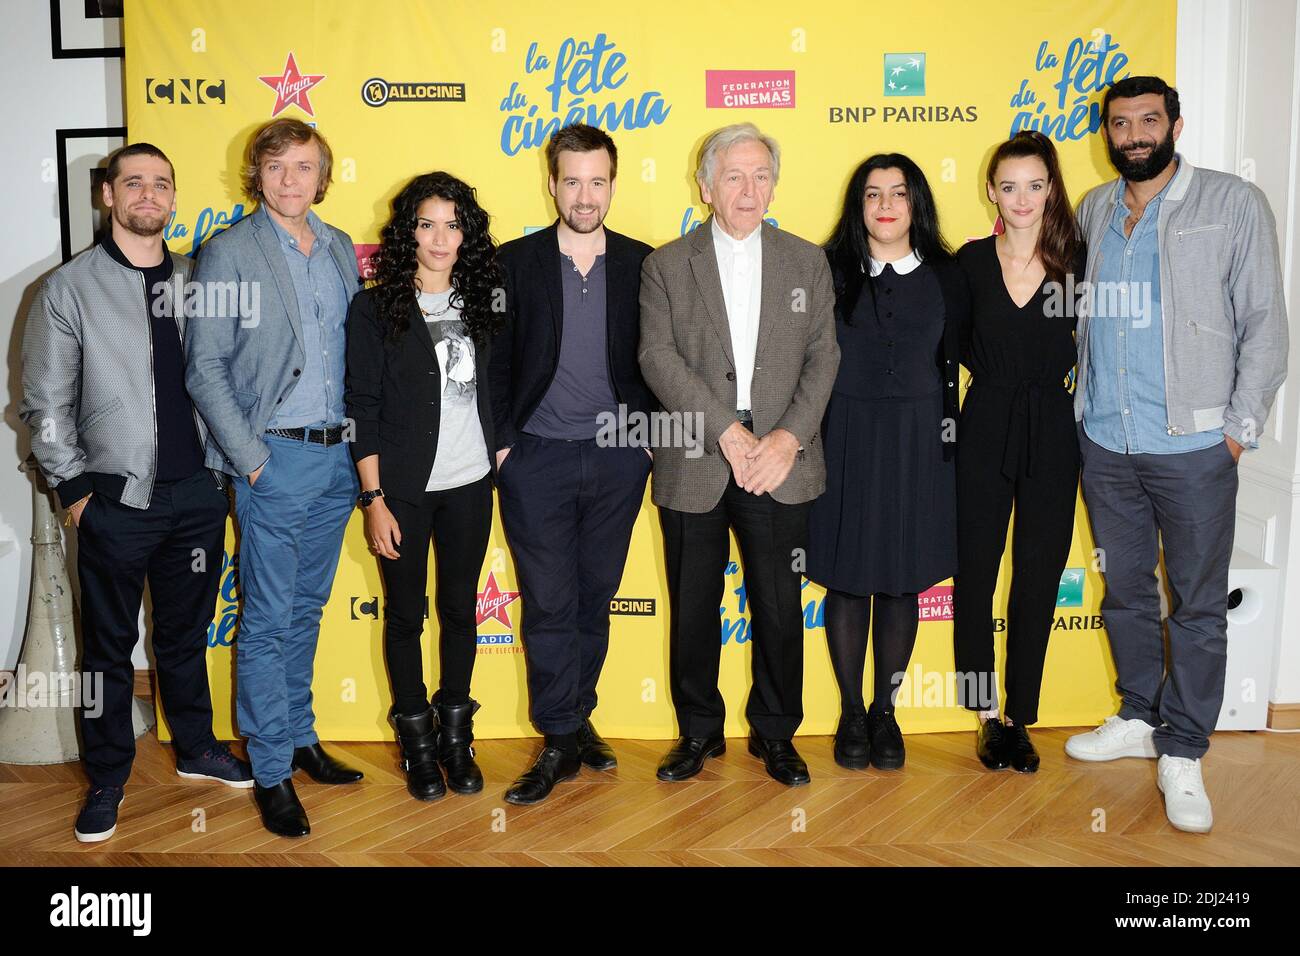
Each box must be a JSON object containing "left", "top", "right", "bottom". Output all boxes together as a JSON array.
[
  {"left": 884, "top": 53, "right": 925, "bottom": 96},
  {"left": 1057, "top": 567, "right": 1085, "bottom": 607}
]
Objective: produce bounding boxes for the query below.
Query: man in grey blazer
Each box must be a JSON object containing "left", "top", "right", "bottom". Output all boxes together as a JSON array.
[
  {"left": 639, "top": 123, "right": 839, "bottom": 786},
  {"left": 185, "top": 119, "right": 364, "bottom": 838}
]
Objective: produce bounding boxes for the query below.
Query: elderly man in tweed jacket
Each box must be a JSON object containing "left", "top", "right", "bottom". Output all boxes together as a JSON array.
[{"left": 639, "top": 123, "right": 840, "bottom": 786}]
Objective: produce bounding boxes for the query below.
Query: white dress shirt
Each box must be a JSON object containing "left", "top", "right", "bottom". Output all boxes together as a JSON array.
[
  {"left": 711, "top": 218, "right": 763, "bottom": 411},
  {"left": 868, "top": 248, "right": 922, "bottom": 276}
]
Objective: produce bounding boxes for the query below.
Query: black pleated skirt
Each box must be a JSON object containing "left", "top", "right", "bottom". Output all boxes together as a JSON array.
[{"left": 807, "top": 388, "right": 958, "bottom": 596}]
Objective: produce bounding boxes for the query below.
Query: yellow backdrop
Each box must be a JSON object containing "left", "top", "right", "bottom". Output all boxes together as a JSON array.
[{"left": 127, "top": 0, "right": 1177, "bottom": 740}]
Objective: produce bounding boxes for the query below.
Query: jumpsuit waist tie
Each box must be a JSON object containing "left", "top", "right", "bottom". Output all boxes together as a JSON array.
[{"left": 971, "top": 375, "right": 1069, "bottom": 481}]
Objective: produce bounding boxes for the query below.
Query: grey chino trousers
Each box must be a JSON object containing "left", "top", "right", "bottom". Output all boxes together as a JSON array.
[{"left": 1079, "top": 428, "right": 1239, "bottom": 759}]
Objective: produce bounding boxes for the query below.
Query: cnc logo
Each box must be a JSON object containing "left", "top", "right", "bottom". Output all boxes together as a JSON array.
[
  {"left": 350, "top": 596, "right": 430, "bottom": 620},
  {"left": 259, "top": 52, "right": 326, "bottom": 117},
  {"left": 145, "top": 77, "right": 225, "bottom": 105},
  {"left": 362, "top": 77, "right": 466, "bottom": 107}
]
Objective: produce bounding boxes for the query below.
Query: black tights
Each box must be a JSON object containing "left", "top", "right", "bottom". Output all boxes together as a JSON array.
[{"left": 823, "top": 589, "right": 919, "bottom": 716}]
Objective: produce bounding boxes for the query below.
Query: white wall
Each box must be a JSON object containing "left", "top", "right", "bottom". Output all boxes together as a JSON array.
[
  {"left": 1179, "top": 0, "right": 1300, "bottom": 708},
  {"left": 1, "top": 0, "right": 1296, "bottom": 709},
  {"left": 0, "top": 0, "right": 128, "bottom": 669}
]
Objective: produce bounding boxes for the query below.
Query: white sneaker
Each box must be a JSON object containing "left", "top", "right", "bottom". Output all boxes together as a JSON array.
[
  {"left": 1157, "top": 755, "right": 1213, "bottom": 833},
  {"left": 1065, "top": 716, "right": 1158, "bottom": 761}
]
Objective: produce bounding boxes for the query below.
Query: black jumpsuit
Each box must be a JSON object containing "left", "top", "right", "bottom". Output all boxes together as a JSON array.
[{"left": 952, "top": 236, "right": 1082, "bottom": 725}]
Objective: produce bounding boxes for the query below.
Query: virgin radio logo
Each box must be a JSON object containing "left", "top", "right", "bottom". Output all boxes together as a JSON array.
[
  {"left": 259, "top": 52, "right": 326, "bottom": 117},
  {"left": 476, "top": 572, "right": 521, "bottom": 630}
]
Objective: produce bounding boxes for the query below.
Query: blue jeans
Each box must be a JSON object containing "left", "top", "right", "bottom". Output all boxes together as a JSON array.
[{"left": 232, "top": 434, "right": 357, "bottom": 786}]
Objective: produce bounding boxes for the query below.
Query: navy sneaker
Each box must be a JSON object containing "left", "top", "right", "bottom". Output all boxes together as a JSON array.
[
  {"left": 74, "top": 786, "right": 125, "bottom": 843},
  {"left": 176, "top": 743, "right": 255, "bottom": 788}
]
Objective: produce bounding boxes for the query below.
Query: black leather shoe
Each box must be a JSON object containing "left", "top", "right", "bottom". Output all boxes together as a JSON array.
[
  {"left": 656, "top": 735, "right": 726, "bottom": 782},
  {"left": 833, "top": 711, "right": 871, "bottom": 770},
  {"left": 576, "top": 718, "right": 617, "bottom": 771},
  {"left": 1006, "top": 722, "right": 1040, "bottom": 773},
  {"left": 391, "top": 707, "right": 446, "bottom": 801},
  {"left": 291, "top": 743, "right": 364, "bottom": 784},
  {"left": 867, "top": 710, "right": 906, "bottom": 770},
  {"left": 435, "top": 695, "right": 484, "bottom": 794},
  {"left": 976, "top": 717, "right": 1011, "bottom": 770},
  {"left": 747, "top": 735, "right": 811, "bottom": 786},
  {"left": 503, "top": 747, "right": 580, "bottom": 805},
  {"left": 253, "top": 779, "right": 310, "bottom": 837}
]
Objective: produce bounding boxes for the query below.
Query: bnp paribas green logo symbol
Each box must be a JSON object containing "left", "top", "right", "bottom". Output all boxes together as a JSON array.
[
  {"left": 1057, "top": 567, "right": 1085, "bottom": 607},
  {"left": 884, "top": 53, "right": 925, "bottom": 96}
]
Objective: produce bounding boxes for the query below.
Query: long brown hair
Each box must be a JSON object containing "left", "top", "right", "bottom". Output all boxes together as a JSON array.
[{"left": 985, "top": 130, "right": 1081, "bottom": 283}]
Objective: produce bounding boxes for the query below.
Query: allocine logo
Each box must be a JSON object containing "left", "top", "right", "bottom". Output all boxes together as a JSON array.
[
  {"left": 610, "top": 597, "right": 656, "bottom": 615},
  {"left": 50, "top": 886, "right": 151, "bottom": 936},
  {"left": 704, "top": 70, "right": 795, "bottom": 109},
  {"left": 362, "top": 77, "right": 466, "bottom": 107},
  {"left": 145, "top": 78, "right": 225, "bottom": 105}
]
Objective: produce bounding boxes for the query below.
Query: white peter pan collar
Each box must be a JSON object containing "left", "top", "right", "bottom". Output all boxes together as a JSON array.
[{"left": 868, "top": 249, "right": 922, "bottom": 277}]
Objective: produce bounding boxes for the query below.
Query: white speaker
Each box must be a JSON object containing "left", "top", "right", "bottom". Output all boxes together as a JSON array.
[{"left": 1218, "top": 550, "right": 1279, "bottom": 730}]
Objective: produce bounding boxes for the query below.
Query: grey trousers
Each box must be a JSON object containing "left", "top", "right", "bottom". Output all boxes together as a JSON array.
[{"left": 1079, "top": 430, "right": 1238, "bottom": 759}]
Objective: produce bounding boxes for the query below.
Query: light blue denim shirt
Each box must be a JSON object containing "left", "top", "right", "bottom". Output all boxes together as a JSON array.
[
  {"left": 266, "top": 209, "right": 349, "bottom": 428},
  {"left": 1082, "top": 172, "right": 1222, "bottom": 455}
]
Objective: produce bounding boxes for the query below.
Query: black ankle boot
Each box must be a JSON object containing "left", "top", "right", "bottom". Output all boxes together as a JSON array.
[
  {"left": 391, "top": 707, "right": 446, "bottom": 801},
  {"left": 833, "top": 710, "right": 871, "bottom": 770},
  {"left": 435, "top": 693, "right": 484, "bottom": 794}
]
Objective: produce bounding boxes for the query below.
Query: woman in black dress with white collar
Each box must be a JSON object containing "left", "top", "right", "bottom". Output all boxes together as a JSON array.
[{"left": 808, "top": 154, "right": 969, "bottom": 770}]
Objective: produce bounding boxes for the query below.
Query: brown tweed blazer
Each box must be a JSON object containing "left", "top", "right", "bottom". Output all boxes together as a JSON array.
[{"left": 638, "top": 218, "right": 840, "bottom": 513}]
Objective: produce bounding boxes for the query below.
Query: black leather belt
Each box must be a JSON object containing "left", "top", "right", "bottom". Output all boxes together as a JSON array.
[{"left": 266, "top": 424, "right": 347, "bottom": 446}]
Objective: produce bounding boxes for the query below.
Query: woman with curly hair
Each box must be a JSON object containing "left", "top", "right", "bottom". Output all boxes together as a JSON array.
[{"left": 344, "top": 171, "right": 504, "bottom": 801}]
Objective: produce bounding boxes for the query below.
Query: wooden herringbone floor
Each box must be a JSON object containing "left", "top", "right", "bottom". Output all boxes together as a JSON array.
[{"left": 3, "top": 726, "right": 1298, "bottom": 866}]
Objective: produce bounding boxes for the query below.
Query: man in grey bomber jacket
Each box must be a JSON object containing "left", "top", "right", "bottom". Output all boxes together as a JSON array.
[
  {"left": 1063, "top": 77, "right": 1288, "bottom": 834},
  {"left": 20, "top": 143, "right": 252, "bottom": 845}
]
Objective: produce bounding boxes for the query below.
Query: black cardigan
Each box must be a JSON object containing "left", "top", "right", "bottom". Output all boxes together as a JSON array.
[
  {"left": 488, "top": 221, "right": 655, "bottom": 451},
  {"left": 344, "top": 287, "right": 496, "bottom": 505},
  {"left": 826, "top": 250, "right": 970, "bottom": 461}
]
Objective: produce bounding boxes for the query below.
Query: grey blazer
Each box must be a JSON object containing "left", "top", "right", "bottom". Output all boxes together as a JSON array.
[
  {"left": 184, "top": 205, "right": 361, "bottom": 476},
  {"left": 638, "top": 218, "right": 840, "bottom": 513},
  {"left": 20, "top": 243, "right": 209, "bottom": 509}
]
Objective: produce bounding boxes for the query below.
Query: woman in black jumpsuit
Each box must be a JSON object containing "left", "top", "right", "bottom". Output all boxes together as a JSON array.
[
  {"left": 808, "top": 154, "right": 968, "bottom": 771},
  {"left": 954, "top": 130, "right": 1084, "bottom": 773}
]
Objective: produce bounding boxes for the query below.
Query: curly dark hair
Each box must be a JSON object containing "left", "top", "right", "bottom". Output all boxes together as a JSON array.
[{"left": 370, "top": 171, "right": 503, "bottom": 344}]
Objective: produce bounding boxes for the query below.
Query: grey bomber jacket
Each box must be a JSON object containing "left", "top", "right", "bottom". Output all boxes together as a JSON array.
[
  {"left": 20, "top": 242, "right": 219, "bottom": 509},
  {"left": 1074, "top": 155, "right": 1288, "bottom": 448}
]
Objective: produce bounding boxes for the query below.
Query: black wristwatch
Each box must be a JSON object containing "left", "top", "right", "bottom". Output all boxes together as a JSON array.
[{"left": 358, "top": 488, "right": 385, "bottom": 508}]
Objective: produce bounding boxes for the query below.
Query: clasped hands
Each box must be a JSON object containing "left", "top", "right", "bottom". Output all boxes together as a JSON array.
[{"left": 719, "top": 421, "right": 799, "bottom": 496}]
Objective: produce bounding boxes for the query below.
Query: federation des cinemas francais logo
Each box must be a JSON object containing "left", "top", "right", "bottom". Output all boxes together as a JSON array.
[
  {"left": 361, "top": 77, "right": 466, "bottom": 107},
  {"left": 704, "top": 70, "right": 795, "bottom": 109}
]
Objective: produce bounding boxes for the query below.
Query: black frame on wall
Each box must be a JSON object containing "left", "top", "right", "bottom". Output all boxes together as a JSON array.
[
  {"left": 50, "top": 0, "right": 125, "bottom": 59},
  {"left": 56, "top": 126, "right": 127, "bottom": 262}
]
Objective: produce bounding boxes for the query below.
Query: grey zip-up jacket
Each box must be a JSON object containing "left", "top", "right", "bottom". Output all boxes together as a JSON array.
[
  {"left": 1074, "top": 155, "right": 1288, "bottom": 449},
  {"left": 20, "top": 242, "right": 219, "bottom": 509}
]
